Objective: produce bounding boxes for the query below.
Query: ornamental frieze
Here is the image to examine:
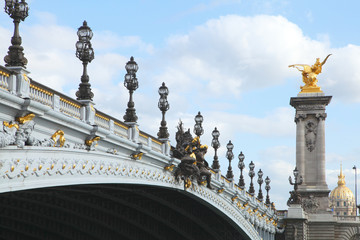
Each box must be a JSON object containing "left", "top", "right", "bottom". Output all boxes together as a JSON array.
[{"left": 296, "top": 104, "right": 326, "bottom": 111}]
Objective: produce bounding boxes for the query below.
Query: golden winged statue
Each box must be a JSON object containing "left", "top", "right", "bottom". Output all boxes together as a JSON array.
[{"left": 289, "top": 54, "right": 331, "bottom": 93}]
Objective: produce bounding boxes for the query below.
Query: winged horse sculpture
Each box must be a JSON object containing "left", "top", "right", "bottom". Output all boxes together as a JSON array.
[{"left": 289, "top": 54, "right": 331, "bottom": 93}]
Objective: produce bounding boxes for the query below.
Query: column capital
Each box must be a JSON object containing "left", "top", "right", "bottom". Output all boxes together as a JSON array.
[
  {"left": 294, "top": 113, "right": 307, "bottom": 123},
  {"left": 315, "top": 113, "right": 327, "bottom": 121}
]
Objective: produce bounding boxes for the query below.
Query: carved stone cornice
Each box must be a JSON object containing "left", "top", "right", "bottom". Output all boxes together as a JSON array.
[{"left": 290, "top": 96, "right": 332, "bottom": 110}]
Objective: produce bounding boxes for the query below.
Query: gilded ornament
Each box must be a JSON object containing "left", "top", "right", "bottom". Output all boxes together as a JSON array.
[
  {"left": 51, "top": 130, "right": 65, "bottom": 147},
  {"left": 85, "top": 136, "right": 100, "bottom": 147},
  {"left": 131, "top": 152, "right": 143, "bottom": 160},
  {"left": 16, "top": 113, "right": 35, "bottom": 124},
  {"left": 3, "top": 121, "right": 19, "bottom": 130},
  {"left": 184, "top": 178, "right": 192, "bottom": 189},
  {"left": 217, "top": 188, "right": 225, "bottom": 193},
  {"left": 10, "top": 165, "right": 14, "bottom": 172},
  {"left": 164, "top": 164, "right": 175, "bottom": 171},
  {"left": 289, "top": 54, "right": 331, "bottom": 93}
]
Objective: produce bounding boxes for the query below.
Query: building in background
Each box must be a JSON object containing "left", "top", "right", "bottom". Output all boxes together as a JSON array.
[{"left": 330, "top": 165, "right": 356, "bottom": 217}]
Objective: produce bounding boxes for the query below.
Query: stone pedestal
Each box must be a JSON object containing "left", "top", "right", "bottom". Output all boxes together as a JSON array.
[
  {"left": 284, "top": 204, "right": 308, "bottom": 240},
  {"left": 79, "top": 100, "right": 95, "bottom": 125},
  {"left": 7, "top": 66, "right": 30, "bottom": 98},
  {"left": 290, "top": 92, "right": 332, "bottom": 214}
]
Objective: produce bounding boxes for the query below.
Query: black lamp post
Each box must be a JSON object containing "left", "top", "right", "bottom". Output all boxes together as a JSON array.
[
  {"left": 248, "top": 161, "right": 255, "bottom": 196},
  {"left": 75, "top": 21, "right": 95, "bottom": 101},
  {"left": 238, "top": 151, "right": 245, "bottom": 189},
  {"left": 353, "top": 165, "right": 358, "bottom": 216},
  {"left": 123, "top": 56, "right": 139, "bottom": 123},
  {"left": 257, "top": 169, "right": 264, "bottom": 202},
  {"left": 289, "top": 167, "right": 302, "bottom": 192},
  {"left": 157, "top": 82, "right": 169, "bottom": 139},
  {"left": 265, "top": 176, "right": 271, "bottom": 206},
  {"left": 288, "top": 166, "right": 303, "bottom": 205},
  {"left": 193, "top": 111, "right": 204, "bottom": 138},
  {"left": 4, "top": 0, "right": 29, "bottom": 67},
  {"left": 211, "top": 127, "right": 220, "bottom": 171},
  {"left": 226, "top": 140, "right": 234, "bottom": 180}
]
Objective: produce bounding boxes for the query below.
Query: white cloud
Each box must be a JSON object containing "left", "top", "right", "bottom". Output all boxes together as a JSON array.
[
  {"left": 158, "top": 14, "right": 360, "bottom": 103},
  {"left": 161, "top": 15, "right": 329, "bottom": 98}
]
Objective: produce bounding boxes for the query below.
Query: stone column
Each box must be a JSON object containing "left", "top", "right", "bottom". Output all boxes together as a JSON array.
[
  {"left": 290, "top": 93, "right": 332, "bottom": 214},
  {"left": 295, "top": 114, "right": 306, "bottom": 184}
]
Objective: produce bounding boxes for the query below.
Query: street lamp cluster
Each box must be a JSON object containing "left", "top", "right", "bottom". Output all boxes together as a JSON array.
[
  {"left": 3, "top": 1, "right": 273, "bottom": 206},
  {"left": 207, "top": 126, "right": 272, "bottom": 205},
  {"left": 75, "top": 21, "right": 95, "bottom": 101},
  {"left": 211, "top": 127, "right": 220, "bottom": 171},
  {"left": 194, "top": 112, "right": 204, "bottom": 138},
  {"left": 157, "top": 82, "right": 170, "bottom": 140},
  {"left": 4, "top": 0, "right": 29, "bottom": 67}
]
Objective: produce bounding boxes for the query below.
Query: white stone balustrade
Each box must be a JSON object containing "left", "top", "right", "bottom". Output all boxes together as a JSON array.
[
  {"left": 0, "top": 70, "right": 10, "bottom": 91},
  {"left": 29, "top": 83, "right": 54, "bottom": 107},
  {"left": 59, "top": 97, "right": 81, "bottom": 119},
  {"left": 94, "top": 112, "right": 110, "bottom": 130}
]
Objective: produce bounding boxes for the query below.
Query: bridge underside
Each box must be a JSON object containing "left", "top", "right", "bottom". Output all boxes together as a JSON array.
[{"left": 0, "top": 184, "right": 250, "bottom": 240}]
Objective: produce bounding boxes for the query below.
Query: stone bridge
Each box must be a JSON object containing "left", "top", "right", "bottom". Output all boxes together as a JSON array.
[{"left": 0, "top": 65, "right": 280, "bottom": 239}]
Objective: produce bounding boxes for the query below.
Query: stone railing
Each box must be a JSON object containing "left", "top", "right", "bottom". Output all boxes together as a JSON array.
[
  {"left": 0, "top": 66, "right": 11, "bottom": 91},
  {"left": 29, "top": 82, "right": 54, "bottom": 107},
  {"left": 59, "top": 96, "right": 81, "bottom": 119},
  {"left": 28, "top": 78, "right": 164, "bottom": 153}
]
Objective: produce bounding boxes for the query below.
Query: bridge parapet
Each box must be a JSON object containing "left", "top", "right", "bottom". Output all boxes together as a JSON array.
[{"left": 0, "top": 65, "right": 12, "bottom": 91}]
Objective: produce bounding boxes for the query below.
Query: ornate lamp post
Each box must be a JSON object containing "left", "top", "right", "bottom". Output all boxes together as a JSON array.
[
  {"left": 4, "top": 0, "right": 29, "bottom": 67},
  {"left": 288, "top": 166, "right": 303, "bottom": 205},
  {"left": 75, "top": 21, "right": 95, "bottom": 101},
  {"left": 123, "top": 56, "right": 139, "bottom": 123},
  {"left": 265, "top": 176, "right": 271, "bottom": 206},
  {"left": 226, "top": 141, "right": 234, "bottom": 180},
  {"left": 248, "top": 161, "right": 255, "bottom": 196},
  {"left": 193, "top": 111, "right": 204, "bottom": 138},
  {"left": 211, "top": 127, "right": 220, "bottom": 171},
  {"left": 257, "top": 169, "right": 264, "bottom": 201},
  {"left": 238, "top": 151, "right": 245, "bottom": 189},
  {"left": 353, "top": 165, "right": 358, "bottom": 216},
  {"left": 157, "top": 82, "right": 169, "bottom": 139}
]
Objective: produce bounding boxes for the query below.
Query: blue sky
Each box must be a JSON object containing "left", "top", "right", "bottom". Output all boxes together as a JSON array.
[{"left": 1, "top": 0, "right": 360, "bottom": 210}]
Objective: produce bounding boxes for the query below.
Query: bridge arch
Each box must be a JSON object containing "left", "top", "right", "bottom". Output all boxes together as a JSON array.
[{"left": 0, "top": 183, "right": 253, "bottom": 240}]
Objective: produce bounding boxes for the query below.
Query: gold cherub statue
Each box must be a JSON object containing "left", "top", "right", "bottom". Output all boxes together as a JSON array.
[{"left": 289, "top": 54, "right": 331, "bottom": 93}]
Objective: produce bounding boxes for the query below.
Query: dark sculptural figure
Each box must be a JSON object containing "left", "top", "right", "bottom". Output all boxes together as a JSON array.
[
  {"left": 173, "top": 121, "right": 212, "bottom": 189},
  {"left": 287, "top": 167, "right": 303, "bottom": 206}
]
